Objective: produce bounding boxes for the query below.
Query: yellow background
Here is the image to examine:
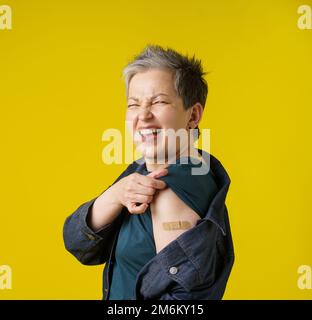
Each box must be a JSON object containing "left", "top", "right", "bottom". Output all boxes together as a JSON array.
[{"left": 0, "top": 0, "right": 311, "bottom": 299}]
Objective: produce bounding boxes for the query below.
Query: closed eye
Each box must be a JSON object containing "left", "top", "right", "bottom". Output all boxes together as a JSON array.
[
  {"left": 153, "top": 101, "right": 168, "bottom": 105},
  {"left": 127, "top": 104, "right": 139, "bottom": 108}
]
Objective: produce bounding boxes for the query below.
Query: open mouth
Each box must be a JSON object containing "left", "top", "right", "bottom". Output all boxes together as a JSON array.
[{"left": 138, "top": 128, "right": 162, "bottom": 143}]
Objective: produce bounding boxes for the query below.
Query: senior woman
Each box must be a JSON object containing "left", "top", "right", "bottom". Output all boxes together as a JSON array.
[{"left": 63, "top": 45, "right": 234, "bottom": 300}]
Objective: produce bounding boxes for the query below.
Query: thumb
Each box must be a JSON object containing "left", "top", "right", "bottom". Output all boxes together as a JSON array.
[{"left": 147, "top": 167, "right": 168, "bottom": 179}]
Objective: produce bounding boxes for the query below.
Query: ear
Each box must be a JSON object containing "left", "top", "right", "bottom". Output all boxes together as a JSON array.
[{"left": 187, "top": 103, "right": 204, "bottom": 129}]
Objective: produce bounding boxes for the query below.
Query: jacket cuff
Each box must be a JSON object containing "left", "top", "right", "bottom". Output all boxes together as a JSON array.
[{"left": 79, "top": 198, "right": 116, "bottom": 242}]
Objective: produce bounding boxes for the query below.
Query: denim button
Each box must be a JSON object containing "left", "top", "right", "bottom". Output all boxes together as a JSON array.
[{"left": 169, "top": 266, "right": 178, "bottom": 275}]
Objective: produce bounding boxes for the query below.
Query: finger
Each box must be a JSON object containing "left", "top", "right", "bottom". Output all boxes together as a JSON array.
[
  {"left": 130, "top": 184, "right": 156, "bottom": 196},
  {"left": 147, "top": 168, "right": 168, "bottom": 179},
  {"left": 136, "top": 174, "right": 167, "bottom": 190},
  {"left": 128, "top": 202, "right": 148, "bottom": 214},
  {"left": 129, "top": 193, "right": 153, "bottom": 204}
]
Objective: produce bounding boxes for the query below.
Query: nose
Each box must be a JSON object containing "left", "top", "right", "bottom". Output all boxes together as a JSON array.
[{"left": 138, "top": 105, "right": 153, "bottom": 120}]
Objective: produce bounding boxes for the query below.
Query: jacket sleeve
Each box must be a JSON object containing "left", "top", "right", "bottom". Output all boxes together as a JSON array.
[
  {"left": 157, "top": 252, "right": 234, "bottom": 300},
  {"left": 157, "top": 254, "right": 234, "bottom": 300},
  {"left": 158, "top": 218, "right": 235, "bottom": 300},
  {"left": 63, "top": 163, "right": 137, "bottom": 265}
]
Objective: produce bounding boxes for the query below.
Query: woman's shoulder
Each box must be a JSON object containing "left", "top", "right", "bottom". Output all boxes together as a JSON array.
[{"left": 156, "top": 156, "right": 219, "bottom": 218}]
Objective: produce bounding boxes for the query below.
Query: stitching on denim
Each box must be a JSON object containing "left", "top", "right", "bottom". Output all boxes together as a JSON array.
[{"left": 176, "top": 240, "right": 202, "bottom": 285}]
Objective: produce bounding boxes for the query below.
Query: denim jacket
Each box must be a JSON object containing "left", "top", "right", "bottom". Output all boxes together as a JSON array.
[{"left": 63, "top": 150, "right": 235, "bottom": 300}]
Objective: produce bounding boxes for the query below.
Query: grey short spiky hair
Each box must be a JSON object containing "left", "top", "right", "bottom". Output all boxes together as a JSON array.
[{"left": 123, "top": 45, "right": 208, "bottom": 136}]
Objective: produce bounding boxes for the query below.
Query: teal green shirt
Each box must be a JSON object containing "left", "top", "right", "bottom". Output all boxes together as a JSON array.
[{"left": 108, "top": 156, "right": 218, "bottom": 300}]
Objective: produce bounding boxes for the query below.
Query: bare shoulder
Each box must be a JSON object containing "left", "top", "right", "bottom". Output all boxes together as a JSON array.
[{"left": 150, "top": 187, "right": 201, "bottom": 254}]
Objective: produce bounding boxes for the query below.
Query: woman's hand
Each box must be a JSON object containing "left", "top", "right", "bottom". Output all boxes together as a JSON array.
[{"left": 111, "top": 168, "right": 168, "bottom": 214}]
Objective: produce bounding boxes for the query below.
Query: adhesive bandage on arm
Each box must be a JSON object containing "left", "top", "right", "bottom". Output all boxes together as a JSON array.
[{"left": 162, "top": 220, "right": 192, "bottom": 231}]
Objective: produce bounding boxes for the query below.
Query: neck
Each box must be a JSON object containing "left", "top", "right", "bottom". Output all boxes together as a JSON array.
[{"left": 145, "top": 146, "right": 202, "bottom": 172}]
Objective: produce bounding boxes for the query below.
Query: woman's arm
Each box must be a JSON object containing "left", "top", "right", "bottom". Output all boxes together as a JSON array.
[
  {"left": 63, "top": 195, "right": 125, "bottom": 265},
  {"left": 88, "top": 184, "right": 124, "bottom": 232},
  {"left": 63, "top": 165, "right": 168, "bottom": 265},
  {"left": 150, "top": 187, "right": 202, "bottom": 254},
  {"left": 89, "top": 168, "right": 168, "bottom": 231},
  {"left": 62, "top": 163, "right": 136, "bottom": 265}
]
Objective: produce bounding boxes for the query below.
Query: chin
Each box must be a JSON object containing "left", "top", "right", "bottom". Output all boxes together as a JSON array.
[{"left": 140, "top": 144, "right": 167, "bottom": 163}]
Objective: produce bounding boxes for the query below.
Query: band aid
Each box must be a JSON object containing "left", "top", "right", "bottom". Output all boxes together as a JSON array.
[{"left": 162, "top": 221, "right": 192, "bottom": 231}]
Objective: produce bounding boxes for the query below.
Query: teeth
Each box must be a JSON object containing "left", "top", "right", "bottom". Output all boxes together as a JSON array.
[{"left": 139, "top": 128, "right": 161, "bottom": 136}]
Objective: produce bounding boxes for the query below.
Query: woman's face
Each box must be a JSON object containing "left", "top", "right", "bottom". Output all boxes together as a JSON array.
[{"left": 126, "top": 68, "right": 194, "bottom": 162}]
